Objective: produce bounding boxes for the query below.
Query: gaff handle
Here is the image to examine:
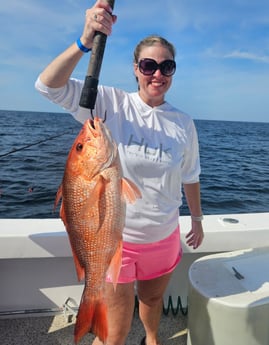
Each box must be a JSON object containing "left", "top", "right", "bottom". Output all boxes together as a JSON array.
[{"left": 79, "top": 0, "right": 115, "bottom": 110}]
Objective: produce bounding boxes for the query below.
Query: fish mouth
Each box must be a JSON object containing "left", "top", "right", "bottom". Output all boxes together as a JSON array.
[
  {"left": 88, "top": 117, "right": 104, "bottom": 130},
  {"left": 86, "top": 118, "right": 117, "bottom": 169},
  {"left": 87, "top": 118, "right": 101, "bottom": 138},
  {"left": 85, "top": 118, "right": 108, "bottom": 147},
  {"left": 89, "top": 119, "right": 97, "bottom": 129}
]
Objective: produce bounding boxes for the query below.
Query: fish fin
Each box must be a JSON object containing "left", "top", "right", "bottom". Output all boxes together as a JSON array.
[
  {"left": 81, "top": 175, "right": 105, "bottom": 221},
  {"left": 74, "top": 295, "right": 108, "bottom": 344},
  {"left": 59, "top": 201, "right": 66, "bottom": 226},
  {"left": 60, "top": 205, "right": 85, "bottom": 281},
  {"left": 89, "top": 175, "right": 105, "bottom": 206},
  {"left": 65, "top": 230, "right": 85, "bottom": 281},
  {"left": 82, "top": 175, "right": 106, "bottom": 232},
  {"left": 70, "top": 243, "right": 85, "bottom": 281},
  {"left": 121, "top": 177, "right": 142, "bottom": 204},
  {"left": 54, "top": 184, "right": 62, "bottom": 211},
  {"left": 107, "top": 240, "right": 123, "bottom": 291}
]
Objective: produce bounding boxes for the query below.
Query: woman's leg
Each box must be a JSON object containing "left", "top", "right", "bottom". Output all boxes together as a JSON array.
[
  {"left": 137, "top": 272, "right": 173, "bottom": 345},
  {"left": 92, "top": 281, "right": 135, "bottom": 345}
]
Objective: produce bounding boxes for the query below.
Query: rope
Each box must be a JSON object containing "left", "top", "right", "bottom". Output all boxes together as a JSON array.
[{"left": 0, "top": 130, "right": 73, "bottom": 159}]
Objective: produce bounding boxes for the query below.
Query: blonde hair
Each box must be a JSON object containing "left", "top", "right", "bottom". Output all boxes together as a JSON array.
[{"left": 133, "top": 35, "right": 176, "bottom": 63}]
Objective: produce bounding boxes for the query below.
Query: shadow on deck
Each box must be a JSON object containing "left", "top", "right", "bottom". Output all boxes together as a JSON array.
[{"left": 0, "top": 311, "right": 187, "bottom": 345}]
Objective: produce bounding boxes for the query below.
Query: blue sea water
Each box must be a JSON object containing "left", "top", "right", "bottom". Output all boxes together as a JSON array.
[{"left": 0, "top": 110, "right": 268, "bottom": 218}]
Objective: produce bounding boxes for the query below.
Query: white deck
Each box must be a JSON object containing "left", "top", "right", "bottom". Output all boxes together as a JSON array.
[{"left": 0, "top": 213, "right": 268, "bottom": 316}]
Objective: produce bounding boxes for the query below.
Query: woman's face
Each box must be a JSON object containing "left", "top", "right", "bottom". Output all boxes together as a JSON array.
[{"left": 134, "top": 43, "right": 174, "bottom": 107}]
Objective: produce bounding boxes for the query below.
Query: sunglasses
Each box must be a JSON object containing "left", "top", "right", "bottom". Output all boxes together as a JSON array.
[{"left": 138, "top": 58, "right": 176, "bottom": 77}]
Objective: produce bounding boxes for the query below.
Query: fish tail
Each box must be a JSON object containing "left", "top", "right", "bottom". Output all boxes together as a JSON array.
[{"left": 74, "top": 294, "right": 108, "bottom": 344}]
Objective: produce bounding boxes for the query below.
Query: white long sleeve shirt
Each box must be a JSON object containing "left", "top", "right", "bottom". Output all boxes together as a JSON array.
[{"left": 35, "top": 77, "right": 201, "bottom": 243}]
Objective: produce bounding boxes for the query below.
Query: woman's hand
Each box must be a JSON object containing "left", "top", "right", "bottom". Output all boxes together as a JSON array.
[
  {"left": 185, "top": 221, "right": 204, "bottom": 249},
  {"left": 80, "top": 0, "right": 117, "bottom": 49}
]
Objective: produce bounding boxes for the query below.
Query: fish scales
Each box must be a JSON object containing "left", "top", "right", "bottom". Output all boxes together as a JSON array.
[{"left": 55, "top": 117, "right": 141, "bottom": 343}]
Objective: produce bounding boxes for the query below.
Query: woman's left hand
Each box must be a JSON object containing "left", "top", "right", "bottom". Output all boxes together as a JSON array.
[{"left": 185, "top": 221, "right": 204, "bottom": 249}]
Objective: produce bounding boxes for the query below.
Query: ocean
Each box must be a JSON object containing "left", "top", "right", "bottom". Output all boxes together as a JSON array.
[{"left": 0, "top": 110, "right": 268, "bottom": 218}]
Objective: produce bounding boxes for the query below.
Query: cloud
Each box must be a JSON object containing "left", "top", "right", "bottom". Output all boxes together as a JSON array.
[
  {"left": 223, "top": 51, "right": 269, "bottom": 64},
  {"left": 1, "top": 0, "right": 269, "bottom": 122},
  {"left": 202, "top": 46, "right": 269, "bottom": 66}
]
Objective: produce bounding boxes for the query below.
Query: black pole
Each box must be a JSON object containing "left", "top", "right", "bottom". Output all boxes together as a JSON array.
[{"left": 79, "top": 0, "right": 115, "bottom": 110}]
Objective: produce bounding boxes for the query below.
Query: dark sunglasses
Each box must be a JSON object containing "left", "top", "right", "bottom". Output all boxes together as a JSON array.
[{"left": 138, "top": 58, "right": 176, "bottom": 77}]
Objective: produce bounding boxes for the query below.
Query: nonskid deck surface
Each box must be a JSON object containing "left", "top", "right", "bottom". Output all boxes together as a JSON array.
[{"left": 0, "top": 312, "right": 187, "bottom": 345}]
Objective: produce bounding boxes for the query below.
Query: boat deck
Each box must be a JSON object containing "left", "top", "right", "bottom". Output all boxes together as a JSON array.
[
  {"left": 0, "top": 311, "right": 187, "bottom": 345},
  {"left": 2, "top": 213, "right": 268, "bottom": 345}
]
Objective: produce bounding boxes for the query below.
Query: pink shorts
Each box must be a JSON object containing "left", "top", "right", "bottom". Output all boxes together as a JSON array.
[{"left": 106, "top": 226, "right": 182, "bottom": 283}]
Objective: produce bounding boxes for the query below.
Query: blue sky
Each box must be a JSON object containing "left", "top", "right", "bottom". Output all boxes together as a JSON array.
[{"left": 1, "top": 0, "right": 269, "bottom": 122}]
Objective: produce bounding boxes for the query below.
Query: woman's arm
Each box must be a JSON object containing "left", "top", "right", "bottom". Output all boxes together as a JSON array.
[
  {"left": 39, "top": 44, "right": 84, "bottom": 88},
  {"left": 183, "top": 182, "right": 204, "bottom": 249}
]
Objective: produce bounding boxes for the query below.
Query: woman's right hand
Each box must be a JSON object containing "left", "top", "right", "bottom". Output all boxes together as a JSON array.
[
  {"left": 38, "top": 0, "right": 117, "bottom": 88},
  {"left": 80, "top": 0, "right": 117, "bottom": 50}
]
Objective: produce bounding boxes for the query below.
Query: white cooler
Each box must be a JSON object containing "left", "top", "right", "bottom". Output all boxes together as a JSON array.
[{"left": 187, "top": 247, "right": 269, "bottom": 345}]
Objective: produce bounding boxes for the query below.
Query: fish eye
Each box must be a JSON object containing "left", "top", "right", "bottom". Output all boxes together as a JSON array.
[{"left": 76, "top": 143, "right": 83, "bottom": 152}]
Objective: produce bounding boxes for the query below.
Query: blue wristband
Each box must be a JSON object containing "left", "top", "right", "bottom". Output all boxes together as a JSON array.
[{"left": 76, "top": 38, "right": 91, "bottom": 53}]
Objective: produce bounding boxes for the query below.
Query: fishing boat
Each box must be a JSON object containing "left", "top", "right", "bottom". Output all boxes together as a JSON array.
[{"left": 0, "top": 212, "right": 268, "bottom": 344}]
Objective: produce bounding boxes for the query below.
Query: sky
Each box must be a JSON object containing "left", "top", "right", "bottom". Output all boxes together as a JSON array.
[{"left": 1, "top": 0, "right": 269, "bottom": 122}]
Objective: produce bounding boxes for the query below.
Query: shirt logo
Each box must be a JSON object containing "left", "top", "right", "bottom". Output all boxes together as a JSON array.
[{"left": 127, "top": 134, "right": 171, "bottom": 162}]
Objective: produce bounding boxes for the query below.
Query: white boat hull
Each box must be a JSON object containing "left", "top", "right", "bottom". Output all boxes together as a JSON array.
[{"left": 0, "top": 213, "right": 268, "bottom": 316}]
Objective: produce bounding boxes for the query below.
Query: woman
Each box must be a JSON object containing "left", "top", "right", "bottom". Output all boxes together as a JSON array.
[{"left": 35, "top": 1, "right": 204, "bottom": 344}]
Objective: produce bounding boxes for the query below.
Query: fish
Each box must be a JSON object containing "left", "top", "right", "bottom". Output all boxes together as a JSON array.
[{"left": 54, "top": 117, "right": 141, "bottom": 343}]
